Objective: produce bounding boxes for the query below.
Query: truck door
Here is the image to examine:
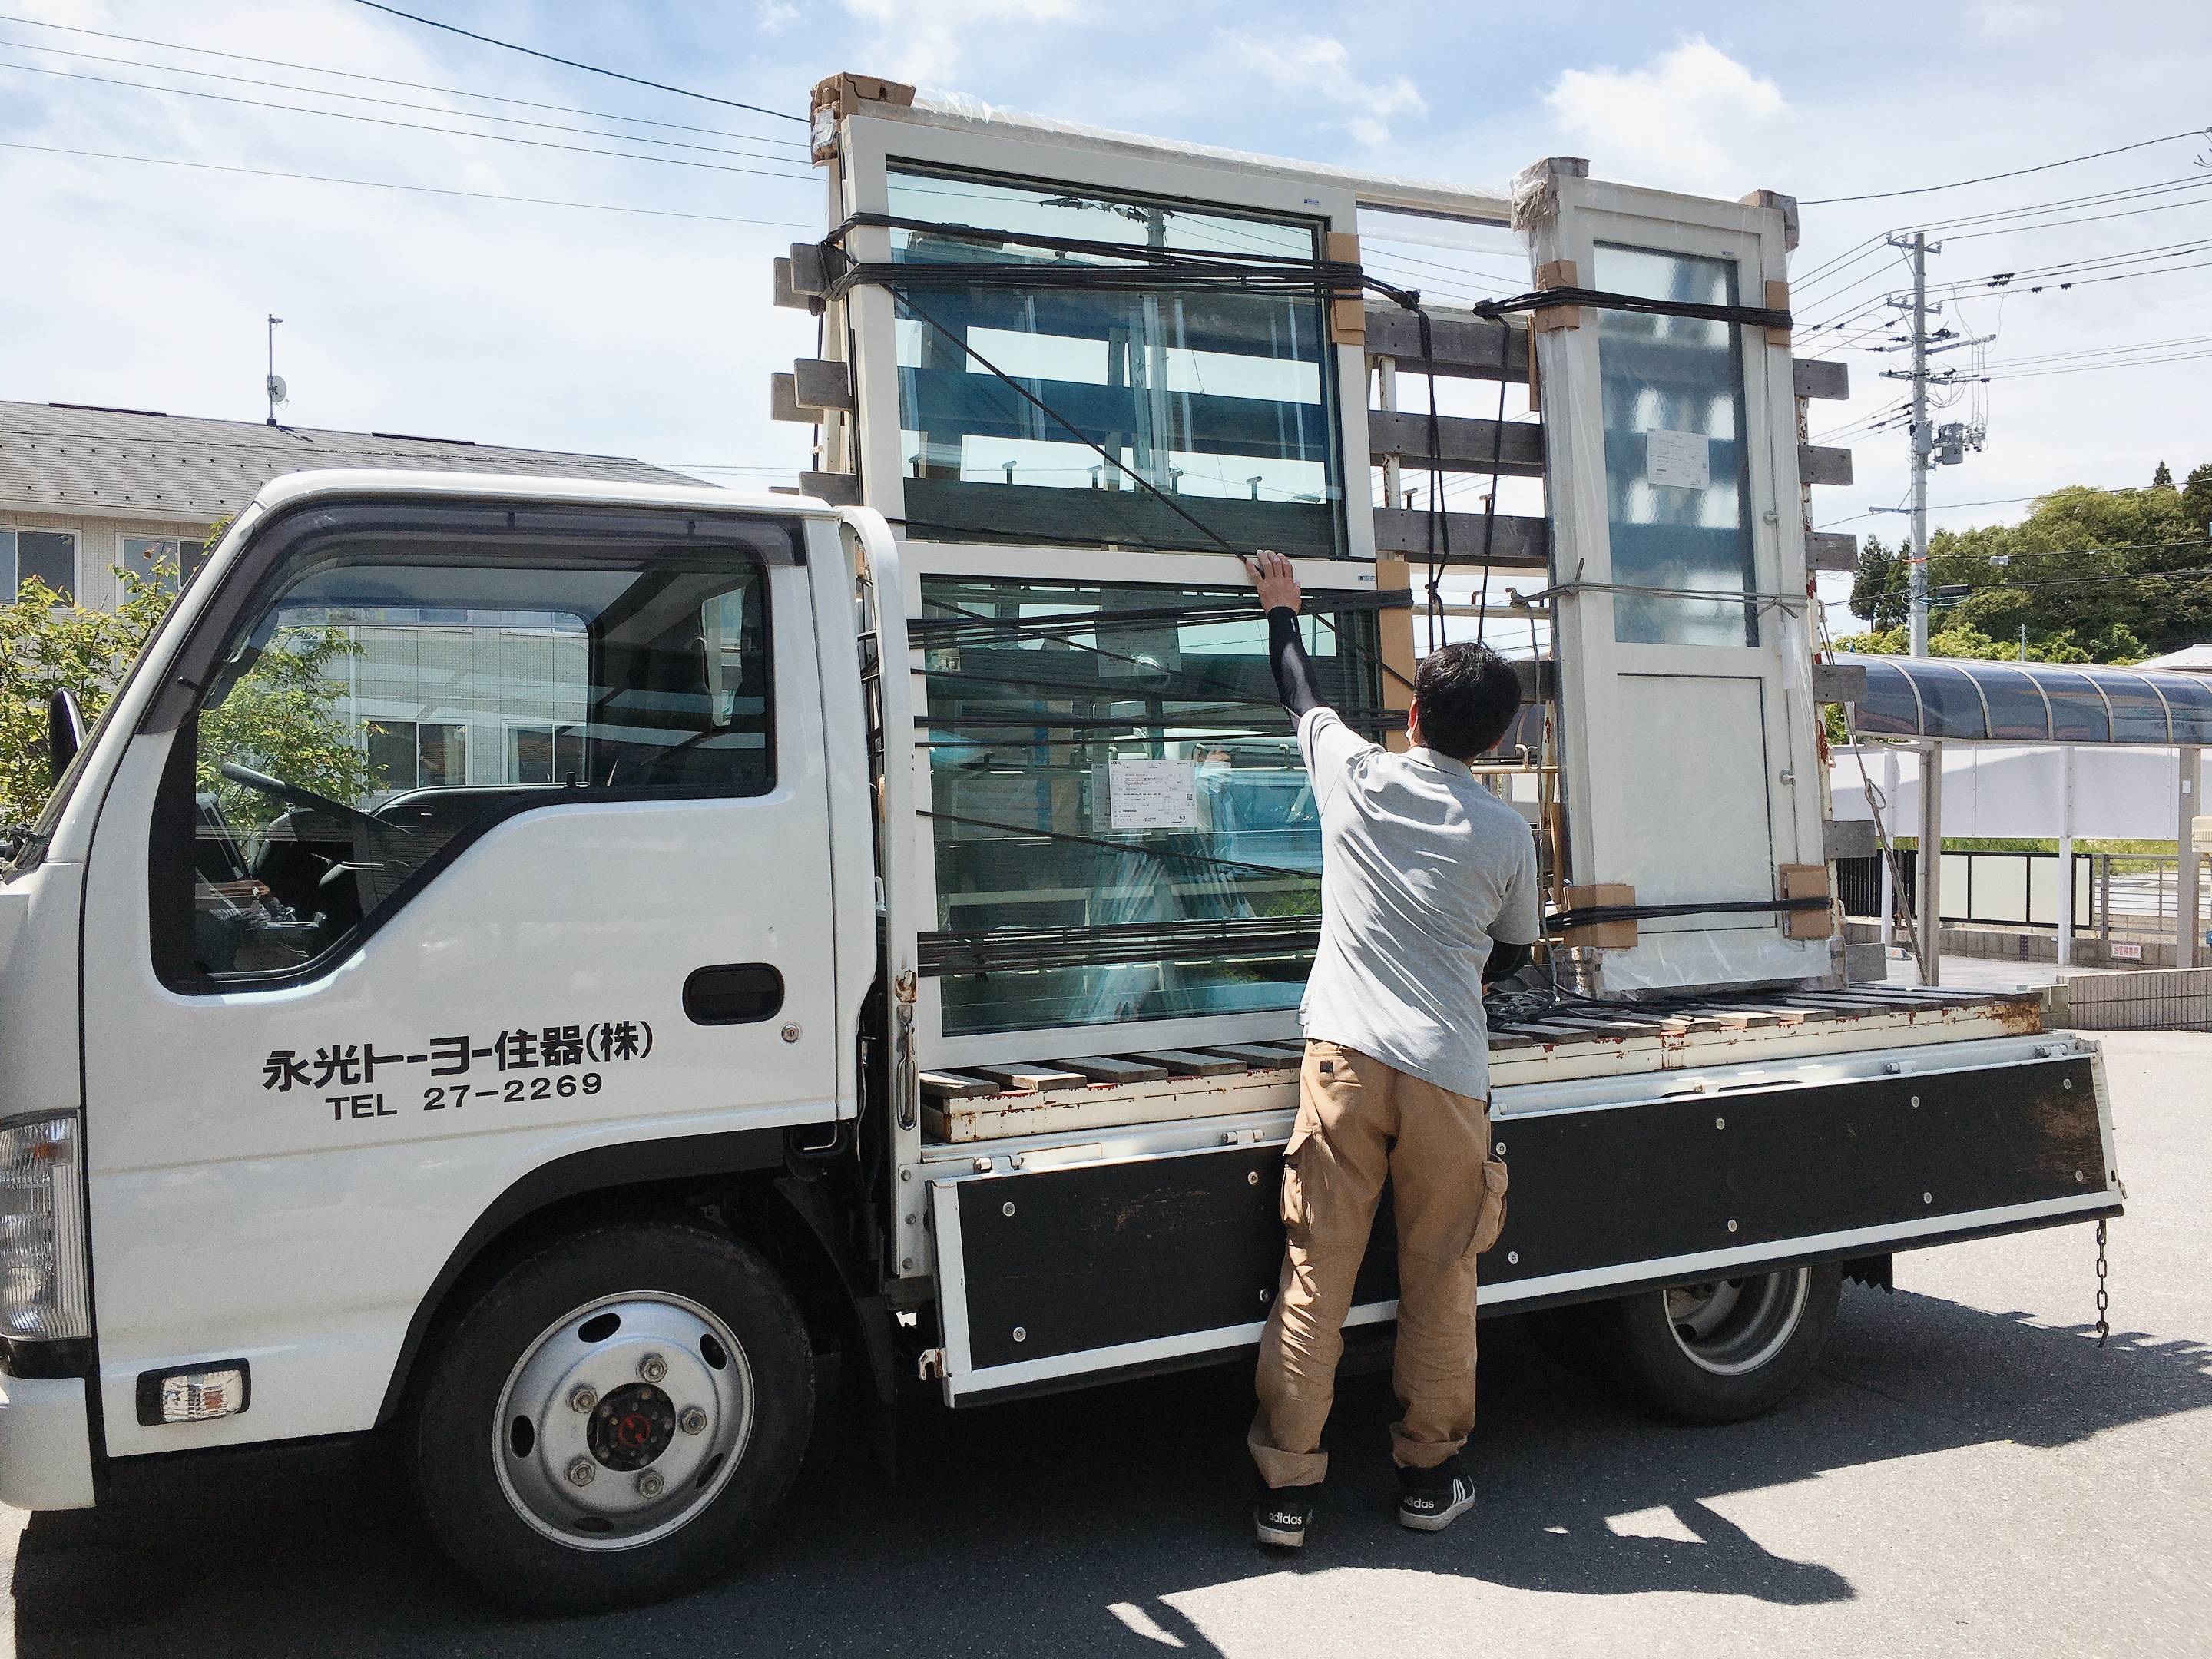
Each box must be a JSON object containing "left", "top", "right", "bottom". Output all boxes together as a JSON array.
[{"left": 77, "top": 495, "right": 843, "bottom": 1455}]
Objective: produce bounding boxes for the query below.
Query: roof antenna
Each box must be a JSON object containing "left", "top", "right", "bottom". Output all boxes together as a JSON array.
[{"left": 265, "top": 314, "right": 289, "bottom": 426}]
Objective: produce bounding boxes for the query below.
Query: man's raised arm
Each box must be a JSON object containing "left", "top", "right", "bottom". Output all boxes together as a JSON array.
[{"left": 1245, "top": 550, "right": 1327, "bottom": 718}]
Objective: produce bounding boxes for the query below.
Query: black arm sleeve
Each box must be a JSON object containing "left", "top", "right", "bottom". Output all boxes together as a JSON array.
[
  {"left": 1268, "top": 606, "right": 1327, "bottom": 719},
  {"left": 1483, "top": 940, "right": 1532, "bottom": 985}
]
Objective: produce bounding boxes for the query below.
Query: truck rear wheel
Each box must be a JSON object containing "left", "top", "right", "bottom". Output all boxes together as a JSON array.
[
  {"left": 1588, "top": 1263, "right": 1842, "bottom": 1423},
  {"left": 405, "top": 1219, "right": 813, "bottom": 1611}
]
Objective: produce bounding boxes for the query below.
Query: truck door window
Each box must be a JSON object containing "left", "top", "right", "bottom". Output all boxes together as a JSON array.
[{"left": 150, "top": 532, "right": 779, "bottom": 988}]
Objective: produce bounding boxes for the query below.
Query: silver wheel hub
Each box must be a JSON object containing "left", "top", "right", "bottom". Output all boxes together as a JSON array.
[
  {"left": 1664, "top": 1267, "right": 1811, "bottom": 1376},
  {"left": 495, "top": 1292, "right": 752, "bottom": 1551}
]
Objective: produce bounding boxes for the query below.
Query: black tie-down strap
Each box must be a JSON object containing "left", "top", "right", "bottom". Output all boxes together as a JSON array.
[
  {"left": 1546, "top": 895, "right": 1830, "bottom": 933},
  {"left": 817, "top": 211, "right": 1793, "bottom": 330}
]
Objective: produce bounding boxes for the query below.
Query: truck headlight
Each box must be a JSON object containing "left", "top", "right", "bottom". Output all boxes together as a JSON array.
[{"left": 0, "top": 1111, "right": 91, "bottom": 1342}]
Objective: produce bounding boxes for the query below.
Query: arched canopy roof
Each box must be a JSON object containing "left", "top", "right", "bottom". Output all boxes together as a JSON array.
[{"left": 1837, "top": 652, "right": 2212, "bottom": 747}]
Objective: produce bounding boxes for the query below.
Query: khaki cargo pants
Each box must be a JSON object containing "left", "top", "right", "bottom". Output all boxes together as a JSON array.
[{"left": 1249, "top": 1041, "right": 1509, "bottom": 1488}]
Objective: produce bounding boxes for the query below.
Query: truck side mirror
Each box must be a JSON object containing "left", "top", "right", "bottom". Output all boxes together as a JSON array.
[{"left": 48, "top": 688, "right": 85, "bottom": 785}]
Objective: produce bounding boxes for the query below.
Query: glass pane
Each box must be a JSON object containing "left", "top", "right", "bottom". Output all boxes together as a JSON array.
[
  {"left": 2158, "top": 674, "right": 2212, "bottom": 745},
  {"left": 508, "top": 725, "right": 555, "bottom": 785},
  {"left": 16, "top": 531, "right": 76, "bottom": 601},
  {"left": 170, "top": 534, "right": 780, "bottom": 982},
  {"left": 886, "top": 166, "right": 1343, "bottom": 558},
  {"left": 2099, "top": 674, "right": 2171, "bottom": 743},
  {"left": 919, "top": 575, "right": 1385, "bottom": 1035},
  {"left": 1904, "top": 661, "right": 1988, "bottom": 740},
  {"left": 1593, "top": 244, "right": 1756, "bottom": 646},
  {"left": 2039, "top": 670, "right": 2110, "bottom": 743},
  {"left": 366, "top": 720, "right": 417, "bottom": 791},
  {"left": 1972, "top": 662, "right": 2052, "bottom": 740},
  {"left": 1848, "top": 658, "right": 1919, "bottom": 737},
  {"left": 121, "top": 537, "right": 182, "bottom": 594},
  {"left": 0, "top": 531, "right": 13, "bottom": 598}
]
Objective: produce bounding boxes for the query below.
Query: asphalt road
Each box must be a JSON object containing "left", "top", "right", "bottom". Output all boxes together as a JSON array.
[{"left": 7, "top": 1029, "right": 2207, "bottom": 1658}]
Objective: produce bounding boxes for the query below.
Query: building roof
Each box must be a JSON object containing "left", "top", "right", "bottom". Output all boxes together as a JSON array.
[
  {"left": 1837, "top": 652, "right": 2212, "bottom": 747},
  {"left": 2136, "top": 643, "right": 2212, "bottom": 675},
  {"left": 0, "top": 399, "right": 699, "bottom": 522}
]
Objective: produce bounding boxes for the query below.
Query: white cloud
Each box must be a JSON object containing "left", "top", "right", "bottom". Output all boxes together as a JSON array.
[
  {"left": 836, "top": 0, "right": 1078, "bottom": 88},
  {"left": 1216, "top": 31, "right": 1425, "bottom": 147},
  {"left": 1545, "top": 37, "right": 1785, "bottom": 194},
  {"left": 757, "top": 0, "right": 800, "bottom": 34},
  {"left": 1975, "top": 2, "right": 2056, "bottom": 38}
]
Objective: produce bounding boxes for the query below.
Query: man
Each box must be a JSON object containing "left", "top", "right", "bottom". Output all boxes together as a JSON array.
[{"left": 1243, "top": 548, "right": 1539, "bottom": 1548}]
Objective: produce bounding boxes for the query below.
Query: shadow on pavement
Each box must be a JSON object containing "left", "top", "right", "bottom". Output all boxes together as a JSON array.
[{"left": 10, "top": 1286, "right": 2209, "bottom": 1658}]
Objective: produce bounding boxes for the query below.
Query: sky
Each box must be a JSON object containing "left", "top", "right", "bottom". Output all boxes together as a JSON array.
[{"left": 5, "top": 0, "right": 2210, "bottom": 632}]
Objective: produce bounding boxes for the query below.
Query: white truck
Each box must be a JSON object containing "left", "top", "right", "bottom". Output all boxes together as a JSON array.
[{"left": 0, "top": 81, "right": 2121, "bottom": 1611}]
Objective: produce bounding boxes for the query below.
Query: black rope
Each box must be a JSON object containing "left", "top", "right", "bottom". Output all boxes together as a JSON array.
[
  {"left": 919, "top": 916, "right": 1321, "bottom": 977},
  {"left": 1416, "top": 306, "right": 1449, "bottom": 651},
  {"left": 1546, "top": 896, "right": 1832, "bottom": 931}
]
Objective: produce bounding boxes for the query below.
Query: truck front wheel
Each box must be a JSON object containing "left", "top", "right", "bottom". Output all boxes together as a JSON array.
[
  {"left": 1589, "top": 1263, "right": 1843, "bottom": 1424},
  {"left": 405, "top": 1219, "right": 814, "bottom": 1611}
]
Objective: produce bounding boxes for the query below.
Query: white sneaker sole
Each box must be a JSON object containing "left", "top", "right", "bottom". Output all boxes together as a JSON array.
[
  {"left": 1399, "top": 1489, "right": 1475, "bottom": 1532},
  {"left": 1255, "top": 1516, "right": 1308, "bottom": 1548}
]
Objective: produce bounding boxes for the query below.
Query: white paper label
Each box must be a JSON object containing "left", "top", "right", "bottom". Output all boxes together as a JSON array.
[
  {"left": 1646, "top": 427, "right": 1712, "bottom": 491},
  {"left": 1108, "top": 759, "right": 1199, "bottom": 830}
]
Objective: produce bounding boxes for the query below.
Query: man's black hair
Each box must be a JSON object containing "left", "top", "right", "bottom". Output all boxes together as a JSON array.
[{"left": 1413, "top": 641, "right": 1522, "bottom": 760}]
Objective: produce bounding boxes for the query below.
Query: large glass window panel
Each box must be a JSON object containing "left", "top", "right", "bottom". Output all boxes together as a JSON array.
[
  {"left": 886, "top": 167, "right": 1345, "bottom": 558},
  {"left": 1593, "top": 243, "right": 1757, "bottom": 646},
  {"left": 918, "top": 575, "right": 1384, "bottom": 1034}
]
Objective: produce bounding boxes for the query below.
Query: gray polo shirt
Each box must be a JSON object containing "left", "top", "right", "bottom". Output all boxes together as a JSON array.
[{"left": 1296, "top": 707, "right": 1542, "bottom": 1100}]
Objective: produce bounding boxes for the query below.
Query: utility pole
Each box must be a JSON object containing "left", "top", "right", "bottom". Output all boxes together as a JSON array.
[{"left": 1885, "top": 232, "right": 1942, "bottom": 981}]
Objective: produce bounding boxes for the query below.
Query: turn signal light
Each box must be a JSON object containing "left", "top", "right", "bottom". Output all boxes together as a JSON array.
[{"left": 135, "top": 1362, "right": 251, "bottom": 1426}]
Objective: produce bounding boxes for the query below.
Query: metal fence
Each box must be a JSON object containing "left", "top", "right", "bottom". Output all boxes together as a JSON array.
[{"left": 1839, "top": 849, "right": 2208, "bottom": 949}]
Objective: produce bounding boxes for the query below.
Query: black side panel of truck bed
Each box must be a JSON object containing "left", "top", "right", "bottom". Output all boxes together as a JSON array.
[{"left": 946, "top": 1052, "right": 2112, "bottom": 1379}]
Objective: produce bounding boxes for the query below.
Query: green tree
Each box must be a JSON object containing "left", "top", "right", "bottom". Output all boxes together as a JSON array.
[
  {"left": 0, "top": 567, "right": 176, "bottom": 823},
  {"left": 2184, "top": 463, "right": 2212, "bottom": 535},
  {"left": 2153, "top": 460, "right": 2174, "bottom": 489},
  {"left": 1848, "top": 535, "right": 1911, "bottom": 630},
  {"left": 2, "top": 525, "right": 375, "bottom": 828}
]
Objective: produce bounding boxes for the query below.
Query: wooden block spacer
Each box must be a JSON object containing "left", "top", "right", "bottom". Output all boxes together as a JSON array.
[
  {"left": 1561, "top": 882, "right": 1636, "bottom": 949},
  {"left": 1780, "top": 863, "right": 1833, "bottom": 941}
]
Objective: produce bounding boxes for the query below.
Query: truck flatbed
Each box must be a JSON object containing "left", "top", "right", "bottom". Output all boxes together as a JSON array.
[{"left": 920, "top": 985, "right": 2045, "bottom": 1143}]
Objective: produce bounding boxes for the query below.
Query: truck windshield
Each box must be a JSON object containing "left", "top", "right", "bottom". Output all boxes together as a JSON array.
[{"left": 918, "top": 575, "right": 1385, "bottom": 1034}]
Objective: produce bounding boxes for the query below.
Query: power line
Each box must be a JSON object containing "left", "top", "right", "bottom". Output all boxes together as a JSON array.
[
  {"left": 353, "top": 0, "right": 803, "bottom": 123},
  {"left": 0, "top": 13, "right": 805, "bottom": 145},
  {"left": 0, "top": 138, "right": 818, "bottom": 230},
  {"left": 0, "top": 59, "right": 818, "bottom": 184},
  {"left": 0, "top": 37, "right": 806, "bottom": 162},
  {"left": 1801, "top": 125, "right": 2210, "bottom": 206}
]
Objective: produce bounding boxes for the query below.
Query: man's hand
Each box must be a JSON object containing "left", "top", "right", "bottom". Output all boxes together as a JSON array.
[{"left": 1244, "top": 549, "right": 1302, "bottom": 615}]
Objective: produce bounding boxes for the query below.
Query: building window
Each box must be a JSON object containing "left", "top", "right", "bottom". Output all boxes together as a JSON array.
[
  {"left": 366, "top": 720, "right": 469, "bottom": 793},
  {"left": 120, "top": 535, "right": 200, "bottom": 593},
  {"left": 0, "top": 529, "right": 79, "bottom": 601},
  {"left": 885, "top": 167, "right": 1345, "bottom": 559},
  {"left": 507, "top": 723, "right": 587, "bottom": 785}
]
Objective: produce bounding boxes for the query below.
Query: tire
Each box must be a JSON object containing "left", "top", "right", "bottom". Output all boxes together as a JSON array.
[
  {"left": 1587, "top": 1263, "right": 1843, "bottom": 1424},
  {"left": 405, "top": 1219, "right": 814, "bottom": 1612}
]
